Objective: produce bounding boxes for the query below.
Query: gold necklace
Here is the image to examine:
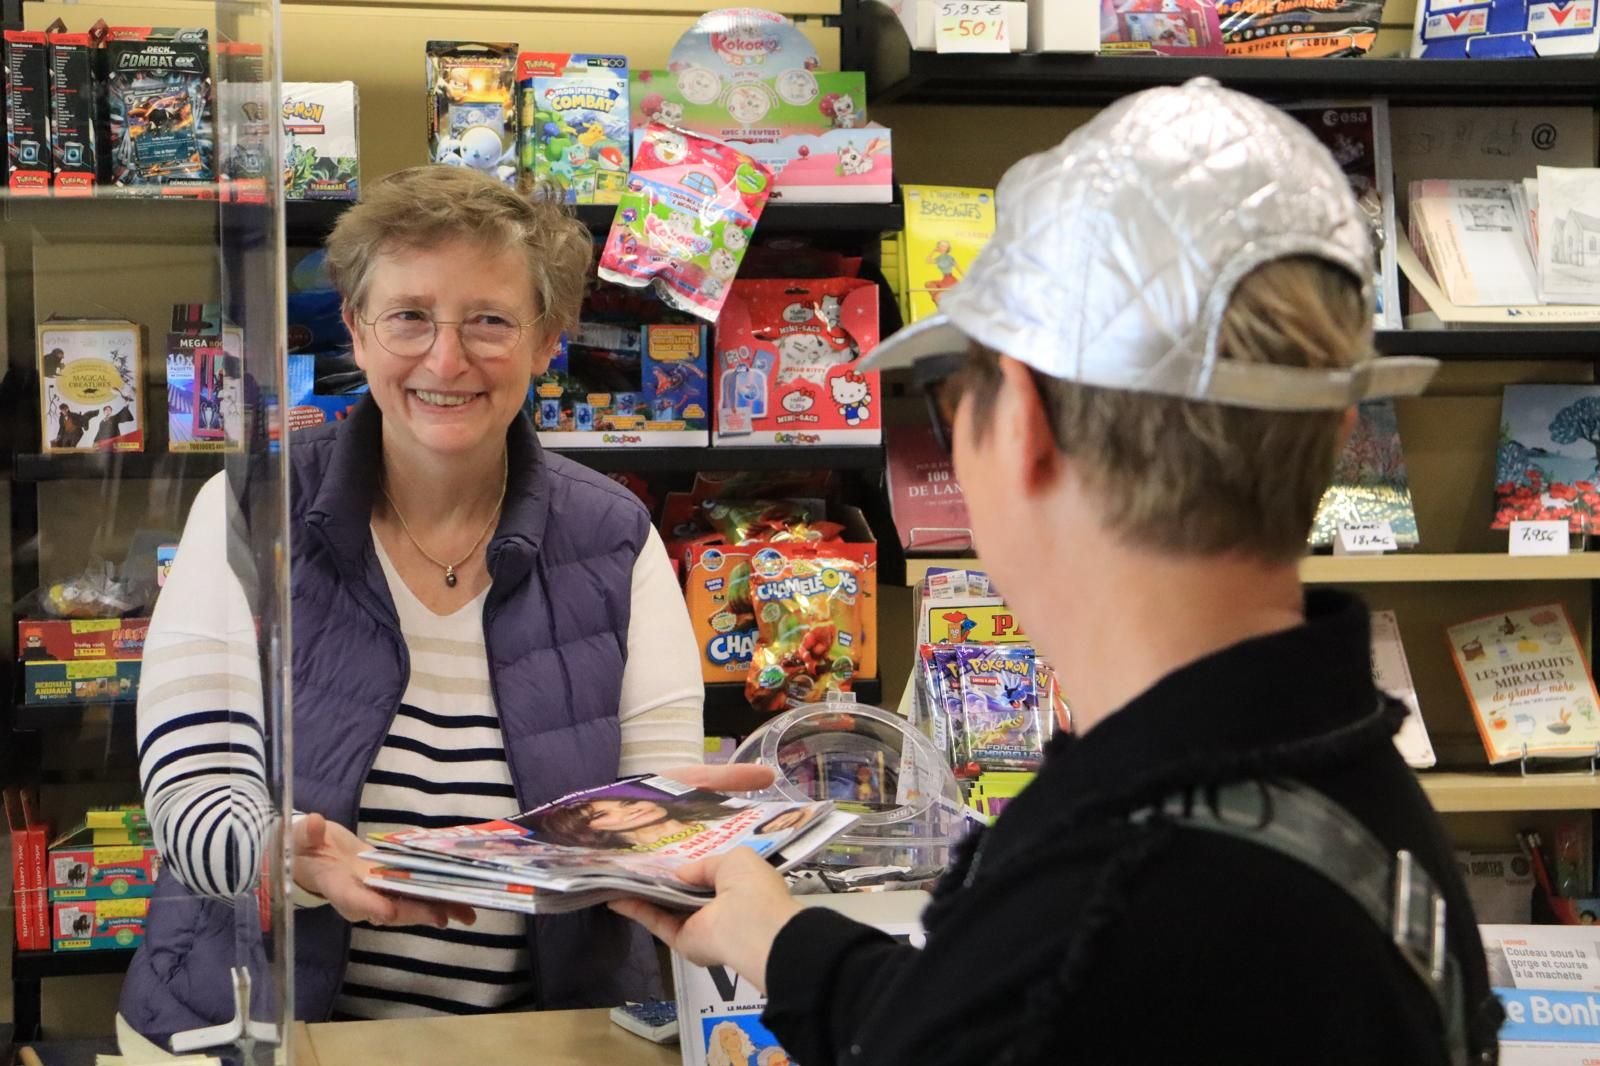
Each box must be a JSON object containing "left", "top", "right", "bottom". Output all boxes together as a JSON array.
[{"left": 380, "top": 453, "right": 507, "bottom": 588}]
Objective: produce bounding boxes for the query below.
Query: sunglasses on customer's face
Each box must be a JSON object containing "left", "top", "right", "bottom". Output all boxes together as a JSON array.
[{"left": 914, "top": 352, "right": 971, "bottom": 455}]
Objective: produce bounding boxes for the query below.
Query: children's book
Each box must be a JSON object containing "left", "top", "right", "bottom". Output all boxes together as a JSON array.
[
  {"left": 1310, "top": 399, "right": 1418, "bottom": 548},
  {"left": 362, "top": 775, "right": 855, "bottom": 913},
  {"left": 1369, "top": 610, "right": 1436, "bottom": 768},
  {"left": 1494, "top": 385, "right": 1600, "bottom": 534},
  {"left": 1447, "top": 604, "right": 1600, "bottom": 765}
]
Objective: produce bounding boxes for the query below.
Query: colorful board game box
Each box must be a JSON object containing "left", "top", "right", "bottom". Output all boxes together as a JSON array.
[
  {"left": 104, "top": 27, "right": 215, "bottom": 194},
  {"left": 282, "top": 81, "right": 359, "bottom": 200},
  {"left": 518, "top": 52, "right": 628, "bottom": 204},
  {"left": 531, "top": 321, "right": 710, "bottom": 448},
  {"left": 49, "top": 831, "right": 160, "bottom": 902},
  {"left": 48, "top": 30, "right": 106, "bottom": 195},
  {"left": 427, "top": 41, "right": 517, "bottom": 187},
  {"left": 18, "top": 618, "right": 149, "bottom": 662},
  {"left": 39, "top": 320, "right": 144, "bottom": 453},
  {"left": 52, "top": 897, "right": 148, "bottom": 950},
  {"left": 5, "top": 30, "right": 51, "bottom": 195},
  {"left": 24, "top": 660, "right": 142, "bottom": 705}
]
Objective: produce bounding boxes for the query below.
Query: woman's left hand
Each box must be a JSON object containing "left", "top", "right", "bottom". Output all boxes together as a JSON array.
[{"left": 661, "top": 763, "right": 777, "bottom": 794}]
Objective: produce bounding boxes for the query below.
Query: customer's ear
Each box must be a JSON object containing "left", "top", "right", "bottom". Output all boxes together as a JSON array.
[
  {"left": 530, "top": 331, "right": 561, "bottom": 376},
  {"left": 997, "top": 356, "right": 1061, "bottom": 497}
]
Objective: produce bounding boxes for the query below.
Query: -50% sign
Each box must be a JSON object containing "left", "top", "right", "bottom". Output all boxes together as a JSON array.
[{"left": 936, "top": 1, "right": 1011, "bottom": 52}]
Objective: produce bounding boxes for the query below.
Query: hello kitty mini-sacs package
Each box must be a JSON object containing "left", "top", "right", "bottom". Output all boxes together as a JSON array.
[{"left": 714, "top": 278, "right": 881, "bottom": 446}]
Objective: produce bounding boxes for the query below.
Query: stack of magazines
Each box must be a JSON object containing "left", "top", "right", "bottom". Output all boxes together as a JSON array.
[{"left": 360, "top": 775, "right": 857, "bottom": 913}]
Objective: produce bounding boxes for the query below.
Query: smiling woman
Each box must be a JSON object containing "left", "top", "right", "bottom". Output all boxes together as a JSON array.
[{"left": 121, "top": 167, "right": 708, "bottom": 1042}]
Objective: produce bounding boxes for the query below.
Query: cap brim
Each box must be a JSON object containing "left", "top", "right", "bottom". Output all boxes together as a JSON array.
[{"left": 859, "top": 315, "right": 972, "bottom": 374}]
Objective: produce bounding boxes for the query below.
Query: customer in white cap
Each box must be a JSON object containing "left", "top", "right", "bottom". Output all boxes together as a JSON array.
[{"left": 613, "top": 80, "right": 1501, "bottom": 1065}]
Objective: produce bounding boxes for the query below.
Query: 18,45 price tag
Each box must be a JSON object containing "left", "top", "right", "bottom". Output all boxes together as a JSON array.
[{"left": 936, "top": 0, "right": 1010, "bottom": 52}]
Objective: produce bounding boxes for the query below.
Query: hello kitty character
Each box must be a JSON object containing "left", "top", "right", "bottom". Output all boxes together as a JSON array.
[
  {"left": 838, "top": 142, "right": 872, "bottom": 176},
  {"left": 815, "top": 294, "right": 858, "bottom": 357},
  {"left": 710, "top": 247, "right": 739, "bottom": 280},
  {"left": 722, "top": 224, "right": 748, "bottom": 252},
  {"left": 676, "top": 65, "right": 722, "bottom": 106},
  {"left": 726, "top": 85, "right": 771, "bottom": 127},
  {"left": 830, "top": 372, "right": 872, "bottom": 426}
]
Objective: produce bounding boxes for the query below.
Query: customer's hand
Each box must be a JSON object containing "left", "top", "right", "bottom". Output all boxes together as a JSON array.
[
  {"left": 610, "top": 848, "right": 801, "bottom": 995},
  {"left": 292, "top": 812, "right": 476, "bottom": 929},
  {"left": 660, "top": 762, "right": 777, "bottom": 795}
]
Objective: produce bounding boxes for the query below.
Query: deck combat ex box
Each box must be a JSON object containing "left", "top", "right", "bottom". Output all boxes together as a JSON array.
[{"left": 104, "top": 27, "right": 214, "bottom": 194}]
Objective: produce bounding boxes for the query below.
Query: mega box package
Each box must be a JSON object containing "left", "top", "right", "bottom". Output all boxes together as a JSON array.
[
  {"left": 427, "top": 41, "right": 517, "bottom": 187},
  {"left": 531, "top": 320, "right": 709, "bottom": 447},
  {"left": 518, "top": 52, "right": 628, "bottom": 204},
  {"left": 283, "top": 81, "right": 359, "bottom": 200},
  {"left": 49, "top": 824, "right": 160, "bottom": 902},
  {"left": 5, "top": 30, "right": 51, "bottom": 195},
  {"left": 48, "top": 29, "right": 107, "bottom": 194},
  {"left": 167, "top": 302, "right": 245, "bottom": 452},
  {"left": 52, "top": 896, "right": 149, "bottom": 951},
  {"left": 39, "top": 318, "right": 144, "bottom": 453},
  {"left": 104, "top": 27, "right": 215, "bottom": 193}
]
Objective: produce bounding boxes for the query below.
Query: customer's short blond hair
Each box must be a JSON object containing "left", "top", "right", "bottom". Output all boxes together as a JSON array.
[
  {"left": 964, "top": 257, "right": 1371, "bottom": 563},
  {"left": 324, "top": 166, "right": 591, "bottom": 342}
]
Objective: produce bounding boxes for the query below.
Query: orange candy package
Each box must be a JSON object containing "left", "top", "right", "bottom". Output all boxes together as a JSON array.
[{"left": 745, "top": 550, "right": 863, "bottom": 715}]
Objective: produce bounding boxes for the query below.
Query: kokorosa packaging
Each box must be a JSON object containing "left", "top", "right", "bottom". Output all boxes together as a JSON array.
[
  {"left": 104, "top": 27, "right": 215, "bottom": 193},
  {"left": 427, "top": 41, "right": 517, "bottom": 187}
]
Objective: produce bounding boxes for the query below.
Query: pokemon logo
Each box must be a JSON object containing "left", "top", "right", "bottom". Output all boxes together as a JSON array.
[
  {"left": 547, "top": 87, "right": 621, "bottom": 113},
  {"left": 283, "top": 100, "right": 326, "bottom": 123},
  {"left": 753, "top": 568, "right": 860, "bottom": 603},
  {"left": 967, "top": 655, "right": 1029, "bottom": 676},
  {"left": 707, "top": 630, "right": 756, "bottom": 665}
]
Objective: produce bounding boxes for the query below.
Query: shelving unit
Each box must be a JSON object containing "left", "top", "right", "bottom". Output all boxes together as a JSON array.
[{"left": 1419, "top": 772, "right": 1600, "bottom": 814}]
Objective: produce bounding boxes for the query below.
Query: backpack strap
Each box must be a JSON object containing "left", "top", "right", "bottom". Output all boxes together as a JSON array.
[{"left": 1130, "top": 780, "right": 1478, "bottom": 1066}]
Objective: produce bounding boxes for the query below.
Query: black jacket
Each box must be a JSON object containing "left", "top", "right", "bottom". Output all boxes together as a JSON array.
[{"left": 762, "top": 591, "right": 1501, "bottom": 1065}]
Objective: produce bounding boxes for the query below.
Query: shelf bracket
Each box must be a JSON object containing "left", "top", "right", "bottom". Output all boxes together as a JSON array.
[{"left": 1518, "top": 743, "right": 1600, "bottom": 778}]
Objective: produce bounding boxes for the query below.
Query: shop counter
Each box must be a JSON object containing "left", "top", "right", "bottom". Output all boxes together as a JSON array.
[{"left": 297, "top": 1009, "right": 679, "bottom": 1066}]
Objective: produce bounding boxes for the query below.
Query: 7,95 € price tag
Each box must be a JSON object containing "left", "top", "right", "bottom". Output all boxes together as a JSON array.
[
  {"left": 1509, "top": 519, "right": 1570, "bottom": 556},
  {"left": 936, "top": 0, "right": 1010, "bottom": 52},
  {"left": 1334, "top": 521, "right": 1398, "bottom": 556}
]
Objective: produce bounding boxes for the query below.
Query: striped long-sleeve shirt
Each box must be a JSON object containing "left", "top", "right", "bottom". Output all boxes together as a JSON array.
[{"left": 138, "top": 473, "right": 704, "bottom": 1018}]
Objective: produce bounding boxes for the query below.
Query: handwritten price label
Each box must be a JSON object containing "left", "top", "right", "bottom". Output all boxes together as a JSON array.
[
  {"left": 936, "top": 0, "right": 1011, "bottom": 52},
  {"left": 1335, "top": 521, "right": 1398, "bottom": 556},
  {"left": 1510, "top": 519, "right": 1570, "bottom": 556}
]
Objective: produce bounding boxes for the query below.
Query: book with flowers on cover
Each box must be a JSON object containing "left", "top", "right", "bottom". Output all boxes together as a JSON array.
[
  {"left": 360, "top": 775, "right": 857, "bottom": 914},
  {"left": 1446, "top": 604, "right": 1600, "bottom": 764},
  {"left": 1494, "top": 385, "right": 1600, "bottom": 534}
]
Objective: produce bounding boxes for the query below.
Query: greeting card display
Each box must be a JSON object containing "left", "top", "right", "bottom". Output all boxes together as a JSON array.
[
  {"left": 1448, "top": 604, "right": 1600, "bottom": 764},
  {"left": 1494, "top": 385, "right": 1600, "bottom": 533}
]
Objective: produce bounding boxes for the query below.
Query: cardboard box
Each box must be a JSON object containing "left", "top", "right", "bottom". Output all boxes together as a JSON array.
[
  {"left": 167, "top": 303, "right": 245, "bottom": 453},
  {"left": 104, "top": 27, "right": 214, "bottom": 194},
  {"left": 282, "top": 81, "right": 359, "bottom": 200},
  {"left": 531, "top": 321, "right": 709, "bottom": 448},
  {"left": 84, "top": 805, "right": 148, "bottom": 831},
  {"left": 39, "top": 319, "right": 145, "bottom": 453},
  {"left": 18, "top": 617, "right": 149, "bottom": 661},
  {"left": 49, "top": 828, "right": 160, "bottom": 901},
  {"left": 6, "top": 789, "right": 49, "bottom": 951},
  {"left": 5, "top": 30, "right": 51, "bottom": 196},
  {"left": 47, "top": 31, "right": 106, "bottom": 195},
  {"left": 24, "top": 660, "right": 142, "bottom": 704},
  {"left": 518, "top": 53, "right": 627, "bottom": 204},
  {"left": 52, "top": 896, "right": 149, "bottom": 950},
  {"left": 630, "top": 69, "right": 867, "bottom": 144}
]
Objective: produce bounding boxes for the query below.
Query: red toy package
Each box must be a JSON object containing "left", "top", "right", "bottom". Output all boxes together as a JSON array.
[{"left": 714, "top": 277, "right": 880, "bottom": 446}]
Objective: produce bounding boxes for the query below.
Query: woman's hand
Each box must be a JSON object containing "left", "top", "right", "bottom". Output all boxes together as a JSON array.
[
  {"left": 609, "top": 848, "right": 801, "bottom": 996},
  {"left": 659, "top": 762, "right": 777, "bottom": 795},
  {"left": 292, "top": 812, "right": 476, "bottom": 929}
]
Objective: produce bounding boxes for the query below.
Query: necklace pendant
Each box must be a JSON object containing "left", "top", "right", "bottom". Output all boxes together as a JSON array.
[{"left": 444, "top": 566, "right": 458, "bottom": 588}]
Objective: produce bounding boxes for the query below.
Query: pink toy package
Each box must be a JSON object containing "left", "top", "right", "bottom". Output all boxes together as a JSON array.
[
  {"left": 598, "top": 123, "right": 773, "bottom": 323},
  {"left": 714, "top": 277, "right": 881, "bottom": 446},
  {"left": 1099, "top": 0, "right": 1225, "bottom": 53}
]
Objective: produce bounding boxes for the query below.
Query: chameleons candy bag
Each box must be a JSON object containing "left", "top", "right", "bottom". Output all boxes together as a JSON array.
[
  {"left": 701, "top": 498, "right": 843, "bottom": 546},
  {"left": 957, "top": 645, "right": 1044, "bottom": 772},
  {"left": 745, "top": 551, "right": 862, "bottom": 715},
  {"left": 598, "top": 123, "right": 771, "bottom": 323}
]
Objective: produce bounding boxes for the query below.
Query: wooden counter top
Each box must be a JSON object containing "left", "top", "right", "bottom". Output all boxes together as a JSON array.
[{"left": 300, "top": 1009, "right": 679, "bottom": 1066}]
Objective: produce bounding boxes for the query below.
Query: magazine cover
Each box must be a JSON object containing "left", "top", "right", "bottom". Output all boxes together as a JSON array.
[
  {"left": 1310, "top": 400, "right": 1418, "bottom": 548},
  {"left": 1370, "top": 611, "right": 1436, "bottom": 769},
  {"left": 1282, "top": 102, "right": 1400, "bottom": 329},
  {"left": 365, "top": 775, "right": 850, "bottom": 911},
  {"left": 1494, "top": 385, "right": 1600, "bottom": 534},
  {"left": 1483, "top": 925, "right": 1600, "bottom": 1064},
  {"left": 1447, "top": 604, "right": 1600, "bottom": 765}
]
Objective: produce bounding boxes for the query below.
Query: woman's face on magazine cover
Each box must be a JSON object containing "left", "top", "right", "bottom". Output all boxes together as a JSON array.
[{"left": 580, "top": 798, "right": 669, "bottom": 832}]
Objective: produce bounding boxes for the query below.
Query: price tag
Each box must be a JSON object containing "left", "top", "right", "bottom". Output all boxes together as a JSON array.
[
  {"left": 1510, "top": 519, "right": 1570, "bottom": 556},
  {"left": 936, "top": 0, "right": 1011, "bottom": 52},
  {"left": 1334, "top": 521, "right": 1398, "bottom": 556}
]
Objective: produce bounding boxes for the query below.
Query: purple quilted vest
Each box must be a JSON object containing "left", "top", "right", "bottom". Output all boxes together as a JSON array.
[{"left": 120, "top": 398, "right": 661, "bottom": 1042}]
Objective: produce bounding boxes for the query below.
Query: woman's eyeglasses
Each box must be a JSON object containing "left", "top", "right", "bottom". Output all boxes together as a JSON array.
[
  {"left": 357, "top": 308, "right": 533, "bottom": 360},
  {"left": 915, "top": 352, "right": 971, "bottom": 455}
]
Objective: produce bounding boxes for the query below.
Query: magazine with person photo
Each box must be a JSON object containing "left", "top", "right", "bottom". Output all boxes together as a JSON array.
[{"left": 362, "top": 775, "right": 856, "bottom": 912}]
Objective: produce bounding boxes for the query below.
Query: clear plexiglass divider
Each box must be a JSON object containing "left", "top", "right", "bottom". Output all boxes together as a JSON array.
[{"left": 0, "top": 0, "right": 291, "bottom": 1060}]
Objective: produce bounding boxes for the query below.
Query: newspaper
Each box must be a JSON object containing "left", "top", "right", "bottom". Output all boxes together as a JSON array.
[
  {"left": 361, "top": 775, "right": 855, "bottom": 913},
  {"left": 1483, "top": 924, "right": 1600, "bottom": 1065}
]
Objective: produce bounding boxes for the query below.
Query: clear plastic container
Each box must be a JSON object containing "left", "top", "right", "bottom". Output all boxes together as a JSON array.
[{"left": 731, "top": 696, "right": 966, "bottom": 875}]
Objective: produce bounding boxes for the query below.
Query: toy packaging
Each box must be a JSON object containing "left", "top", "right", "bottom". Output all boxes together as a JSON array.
[
  {"left": 5, "top": 30, "right": 51, "bottom": 195},
  {"left": 713, "top": 277, "right": 881, "bottom": 445},
  {"left": 24, "top": 660, "right": 142, "bottom": 704},
  {"left": 697, "top": 125, "right": 892, "bottom": 203},
  {"left": 598, "top": 124, "right": 773, "bottom": 323},
  {"left": 167, "top": 303, "right": 244, "bottom": 453},
  {"left": 1216, "top": 0, "right": 1380, "bottom": 54},
  {"left": 531, "top": 320, "right": 710, "bottom": 447},
  {"left": 956, "top": 645, "right": 1044, "bottom": 771},
  {"left": 7, "top": 788, "right": 50, "bottom": 951},
  {"left": 47, "top": 29, "right": 106, "bottom": 195},
  {"left": 900, "top": 185, "right": 998, "bottom": 324},
  {"left": 746, "top": 551, "right": 863, "bottom": 713},
  {"left": 156, "top": 544, "right": 177, "bottom": 587},
  {"left": 84, "top": 805, "right": 149, "bottom": 831},
  {"left": 216, "top": 42, "right": 270, "bottom": 203},
  {"left": 631, "top": 70, "right": 867, "bottom": 144},
  {"left": 49, "top": 826, "right": 160, "bottom": 902},
  {"left": 52, "top": 896, "right": 149, "bottom": 951},
  {"left": 1100, "top": 0, "right": 1225, "bottom": 53},
  {"left": 427, "top": 41, "right": 518, "bottom": 187},
  {"left": 39, "top": 319, "right": 144, "bottom": 453},
  {"left": 105, "top": 27, "right": 215, "bottom": 194},
  {"left": 282, "top": 81, "right": 359, "bottom": 200},
  {"left": 518, "top": 52, "right": 628, "bottom": 204},
  {"left": 18, "top": 617, "right": 149, "bottom": 662}
]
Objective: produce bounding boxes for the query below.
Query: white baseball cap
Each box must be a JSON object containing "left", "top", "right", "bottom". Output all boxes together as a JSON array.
[{"left": 864, "top": 78, "right": 1438, "bottom": 411}]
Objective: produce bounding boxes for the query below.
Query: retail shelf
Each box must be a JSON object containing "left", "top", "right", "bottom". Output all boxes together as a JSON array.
[
  {"left": 11, "top": 947, "right": 135, "bottom": 980},
  {"left": 11, "top": 701, "right": 136, "bottom": 732},
  {"left": 284, "top": 199, "right": 905, "bottom": 246},
  {"left": 3, "top": 190, "right": 271, "bottom": 245},
  {"left": 1376, "top": 329, "right": 1600, "bottom": 359},
  {"left": 851, "top": 8, "right": 1600, "bottom": 107},
  {"left": 902, "top": 555, "right": 1600, "bottom": 586},
  {"left": 552, "top": 444, "right": 883, "bottom": 473},
  {"left": 12, "top": 452, "right": 226, "bottom": 482},
  {"left": 703, "top": 678, "right": 883, "bottom": 739},
  {"left": 1419, "top": 771, "right": 1600, "bottom": 813}
]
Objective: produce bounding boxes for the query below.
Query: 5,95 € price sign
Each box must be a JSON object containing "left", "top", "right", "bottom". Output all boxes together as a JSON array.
[{"left": 936, "top": 0, "right": 1011, "bottom": 52}]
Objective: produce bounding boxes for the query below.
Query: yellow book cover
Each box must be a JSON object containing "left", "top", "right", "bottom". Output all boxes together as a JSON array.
[{"left": 902, "top": 185, "right": 997, "bottom": 324}]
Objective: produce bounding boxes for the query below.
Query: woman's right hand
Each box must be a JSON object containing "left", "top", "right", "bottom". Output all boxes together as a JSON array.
[{"left": 292, "top": 813, "right": 476, "bottom": 929}]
